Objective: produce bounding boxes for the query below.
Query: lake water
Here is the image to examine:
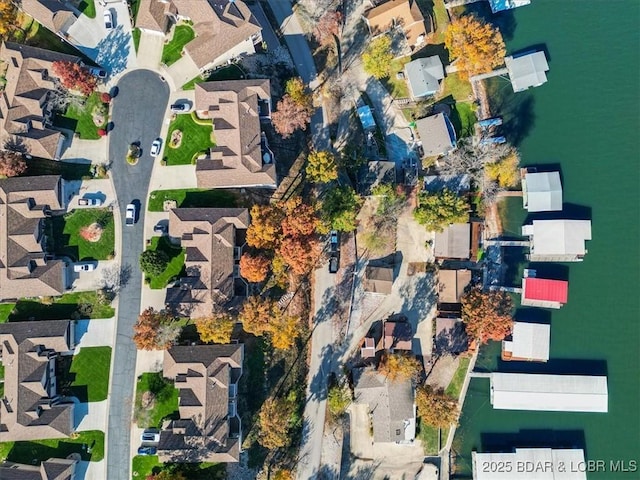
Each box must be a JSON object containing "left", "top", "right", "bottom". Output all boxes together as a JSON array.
[{"left": 452, "top": 2, "right": 640, "bottom": 478}]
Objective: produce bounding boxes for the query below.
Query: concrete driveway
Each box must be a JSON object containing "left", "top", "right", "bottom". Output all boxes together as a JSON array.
[
  {"left": 62, "top": 137, "right": 108, "bottom": 164},
  {"left": 137, "top": 31, "right": 165, "bottom": 70},
  {"left": 74, "top": 400, "right": 108, "bottom": 432},
  {"left": 66, "top": 179, "right": 116, "bottom": 210},
  {"left": 164, "top": 55, "right": 201, "bottom": 90},
  {"left": 77, "top": 460, "right": 106, "bottom": 480},
  {"left": 75, "top": 318, "right": 116, "bottom": 349},
  {"left": 106, "top": 70, "right": 169, "bottom": 480},
  {"left": 70, "top": 259, "right": 119, "bottom": 291}
]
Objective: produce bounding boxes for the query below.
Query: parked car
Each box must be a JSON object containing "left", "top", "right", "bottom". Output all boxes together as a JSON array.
[
  {"left": 330, "top": 230, "right": 339, "bottom": 252},
  {"left": 137, "top": 446, "right": 157, "bottom": 456},
  {"left": 150, "top": 139, "right": 162, "bottom": 157},
  {"left": 73, "top": 263, "right": 96, "bottom": 272},
  {"left": 103, "top": 9, "right": 113, "bottom": 30},
  {"left": 78, "top": 197, "right": 104, "bottom": 207},
  {"left": 329, "top": 253, "right": 339, "bottom": 274},
  {"left": 89, "top": 66, "right": 107, "bottom": 79},
  {"left": 170, "top": 102, "right": 189, "bottom": 113},
  {"left": 125, "top": 203, "right": 136, "bottom": 226},
  {"left": 153, "top": 223, "right": 167, "bottom": 235},
  {"left": 140, "top": 431, "right": 160, "bottom": 443}
]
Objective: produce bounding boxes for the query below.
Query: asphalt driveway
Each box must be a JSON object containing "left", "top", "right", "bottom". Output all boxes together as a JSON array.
[{"left": 106, "top": 69, "right": 169, "bottom": 480}]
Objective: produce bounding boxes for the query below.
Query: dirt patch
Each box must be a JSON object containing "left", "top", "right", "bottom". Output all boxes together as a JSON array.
[
  {"left": 141, "top": 391, "right": 155, "bottom": 410},
  {"left": 169, "top": 130, "right": 182, "bottom": 148},
  {"left": 79, "top": 223, "right": 103, "bottom": 242}
]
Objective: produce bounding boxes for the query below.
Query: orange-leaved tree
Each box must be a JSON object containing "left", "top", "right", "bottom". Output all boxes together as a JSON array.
[
  {"left": 444, "top": 15, "right": 506, "bottom": 79},
  {"left": 279, "top": 236, "right": 321, "bottom": 276},
  {"left": 379, "top": 353, "right": 423, "bottom": 381},
  {"left": 239, "top": 253, "right": 271, "bottom": 283},
  {"left": 415, "top": 384, "right": 459, "bottom": 428},
  {"left": 461, "top": 287, "right": 513, "bottom": 343},
  {"left": 258, "top": 397, "right": 293, "bottom": 449},
  {"left": 133, "top": 308, "right": 179, "bottom": 350},
  {"left": 314, "top": 10, "right": 342, "bottom": 47},
  {"left": 239, "top": 296, "right": 280, "bottom": 336},
  {"left": 246, "top": 203, "right": 285, "bottom": 249},
  {"left": 0, "top": 151, "right": 27, "bottom": 177},
  {"left": 52, "top": 61, "right": 97, "bottom": 96},
  {"left": 195, "top": 312, "right": 235, "bottom": 344},
  {"left": 281, "top": 196, "right": 320, "bottom": 237}
]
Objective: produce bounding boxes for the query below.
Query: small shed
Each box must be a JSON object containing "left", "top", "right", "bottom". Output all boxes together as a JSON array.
[
  {"left": 523, "top": 171, "right": 563, "bottom": 212},
  {"left": 521, "top": 276, "right": 569, "bottom": 309},
  {"left": 502, "top": 322, "right": 550, "bottom": 362},
  {"left": 505, "top": 51, "right": 549, "bottom": 93},
  {"left": 383, "top": 320, "right": 413, "bottom": 352},
  {"left": 434, "top": 223, "right": 471, "bottom": 260},
  {"left": 361, "top": 337, "right": 377, "bottom": 359},
  {"left": 404, "top": 56, "right": 445, "bottom": 98},
  {"left": 437, "top": 269, "right": 472, "bottom": 304},
  {"left": 363, "top": 265, "right": 395, "bottom": 294},
  {"left": 357, "top": 105, "right": 376, "bottom": 131},
  {"left": 415, "top": 113, "right": 457, "bottom": 157},
  {"left": 523, "top": 219, "right": 592, "bottom": 262}
]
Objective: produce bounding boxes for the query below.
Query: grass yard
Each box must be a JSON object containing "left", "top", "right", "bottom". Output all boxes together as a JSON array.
[
  {"left": 445, "top": 356, "right": 470, "bottom": 399},
  {"left": 145, "top": 237, "right": 185, "bottom": 289},
  {"left": 182, "top": 64, "right": 245, "bottom": 90},
  {"left": 164, "top": 112, "right": 215, "bottom": 165},
  {"left": 9, "top": 291, "right": 115, "bottom": 321},
  {"left": 418, "top": 423, "right": 447, "bottom": 455},
  {"left": 58, "top": 347, "right": 112, "bottom": 402},
  {"left": 0, "top": 430, "right": 104, "bottom": 463},
  {"left": 132, "top": 28, "right": 141, "bottom": 53},
  {"left": 78, "top": 0, "right": 96, "bottom": 18},
  {"left": 134, "top": 373, "right": 179, "bottom": 429},
  {"left": 49, "top": 209, "right": 115, "bottom": 261},
  {"left": 381, "top": 56, "right": 411, "bottom": 99},
  {"left": 24, "top": 158, "right": 93, "bottom": 180},
  {"left": 441, "top": 73, "right": 473, "bottom": 102},
  {"left": 131, "top": 456, "right": 225, "bottom": 480},
  {"left": 0, "top": 304, "right": 15, "bottom": 323},
  {"left": 26, "top": 21, "right": 84, "bottom": 56},
  {"left": 148, "top": 188, "right": 237, "bottom": 212},
  {"left": 132, "top": 455, "right": 161, "bottom": 479},
  {"left": 449, "top": 101, "right": 477, "bottom": 138},
  {"left": 161, "top": 25, "right": 195, "bottom": 66},
  {"left": 54, "top": 92, "right": 106, "bottom": 140}
]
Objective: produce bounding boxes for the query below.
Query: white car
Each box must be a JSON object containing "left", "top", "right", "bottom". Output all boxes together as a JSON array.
[
  {"left": 125, "top": 203, "right": 136, "bottom": 226},
  {"left": 140, "top": 431, "right": 160, "bottom": 443},
  {"left": 103, "top": 10, "right": 114, "bottom": 30},
  {"left": 150, "top": 139, "right": 162, "bottom": 157},
  {"left": 74, "top": 263, "right": 96, "bottom": 273}
]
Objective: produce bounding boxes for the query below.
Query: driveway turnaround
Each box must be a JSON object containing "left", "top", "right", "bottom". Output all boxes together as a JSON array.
[{"left": 106, "top": 69, "right": 169, "bottom": 480}]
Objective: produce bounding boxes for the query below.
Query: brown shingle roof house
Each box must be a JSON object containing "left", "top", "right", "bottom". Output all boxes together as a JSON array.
[
  {"left": 0, "top": 456, "right": 77, "bottom": 480},
  {"left": 363, "top": 265, "right": 395, "bottom": 294},
  {"left": 383, "top": 320, "right": 413, "bottom": 352},
  {"left": 0, "top": 320, "right": 75, "bottom": 442},
  {"left": 136, "top": 0, "right": 262, "bottom": 70},
  {"left": 19, "top": 1, "right": 78, "bottom": 38},
  {"left": 0, "top": 42, "right": 81, "bottom": 160},
  {"left": 194, "top": 79, "right": 276, "bottom": 189},
  {"left": 362, "top": 0, "right": 428, "bottom": 49},
  {"left": 437, "top": 269, "right": 472, "bottom": 304},
  {"left": 165, "top": 208, "right": 249, "bottom": 318},
  {"left": 158, "top": 343, "right": 244, "bottom": 463},
  {"left": 0, "top": 175, "right": 68, "bottom": 301}
]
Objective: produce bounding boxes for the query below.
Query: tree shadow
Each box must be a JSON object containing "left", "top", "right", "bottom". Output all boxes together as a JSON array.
[
  {"left": 497, "top": 358, "right": 608, "bottom": 376},
  {"left": 462, "top": 3, "right": 518, "bottom": 41},
  {"left": 524, "top": 203, "right": 592, "bottom": 223},
  {"left": 484, "top": 77, "right": 536, "bottom": 146},
  {"left": 82, "top": 25, "right": 132, "bottom": 76},
  {"left": 412, "top": 42, "right": 450, "bottom": 65}
]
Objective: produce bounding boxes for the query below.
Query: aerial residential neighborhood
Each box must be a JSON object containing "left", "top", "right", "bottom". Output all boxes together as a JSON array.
[{"left": 0, "top": 0, "right": 637, "bottom": 480}]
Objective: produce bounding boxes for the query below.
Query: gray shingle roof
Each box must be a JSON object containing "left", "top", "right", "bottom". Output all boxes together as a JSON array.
[
  {"left": 415, "top": 113, "right": 457, "bottom": 157},
  {"left": 405, "top": 56, "right": 444, "bottom": 98},
  {"left": 505, "top": 51, "right": 549, "bottom": 93}
]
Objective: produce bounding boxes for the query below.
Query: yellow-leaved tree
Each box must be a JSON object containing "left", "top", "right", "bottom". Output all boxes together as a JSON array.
[
  {"left": 485, "top": 149, "right": 520, "bottom": 188},
  {"left": 195, "top": 313, "right": 235, "bottom": 344}
]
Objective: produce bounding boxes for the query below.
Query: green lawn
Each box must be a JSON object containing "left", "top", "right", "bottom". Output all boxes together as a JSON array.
[
  {"left": 161, "top": 25, "right": 195, "bottom": 66},
  {"left": 450, "top": 101, "right": 477, "bottom": 138},
  {"left": 26, "top": 21, "right": 84, "bottom": 56},
  {"left": 132, "top": 455, "right": 161, "bottom": 479},
  {"left": 132, "top": 28, "right": 141, "bottom": 53},
  {"left": 381, "top": 56, "right": 411, "bottom": 99},
  {"left": 145, "top": 237, "right": 185, "bottom": 289},
  {"left": 148, "top": 188, "right": 237, "bottom": 212},
  {"left": 445, "top": 357, "right": 470, "bottom": 399},
  {"left": 24, "top": 158, "right": 93, "bottom": 180},
  {"left": 131, "top": 456, "right": 225, "bottom": 480},
  {"left": 54, "top": 92, "right": 106, "bottom": 140},
  {"left": 164, "top": 112, "right": 215, "bottom": 165},
  {"left": 58, "top": 347, "right": 111, "bottom": 402},
  {"left": 9, "top": 291, "right": 115, "bottom": 321},
  {"left": 441, "top": 73, "right": 473, "bottom": 102},
  {"left": 78, "top": 0, "right": 96, "bottom": 18},
  {"left": 49, "top": 209, "right": 115, "bottom": 261},
  {"left": 182, "top": 64, "right": 245, "bottom": 90},
  {"left": 418, "top": 423, "right": 447, "bottom": 455},
  {"left": 0, "top": 304, "right": 15, "bottom": 323},
  {"left": 0, "top": 430, "right": 104, "bottom": 463},
  {"left": 134, "top": 373, "right": 179, "bottom": 429}
]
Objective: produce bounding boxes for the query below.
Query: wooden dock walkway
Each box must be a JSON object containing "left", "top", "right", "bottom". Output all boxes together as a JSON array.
[
  {"left": 469, "top": 68, "right": 509, "bottom": 82},
  {"left": 445, "top": 0, "right": 484, "bottom": 9},
  {"left": 484, "top": 239, "right": 530, "bottom": 247},
  {"left": 498, "top": 190, "right": 523, "bottom": 197},
  {"left": 489, "top": 286, "right": 523, "bottom": 293}
]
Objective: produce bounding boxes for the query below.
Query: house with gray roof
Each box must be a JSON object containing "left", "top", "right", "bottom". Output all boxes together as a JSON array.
[
  {"left": 522, "top": 171, "right": 562, "bottom": 212},
  {"left": 0, "top": 320, "right": 75, "bottom": 442},
  {"left": 158, "top": 344, "right": 244, "bottom": 463},
  {"left": 0, "top": 175, "right": 68, "bottom": 301},
  {"left": 522, "top": 219, "right": 592, "bottom": 262},
  {"left": 0, "top": 457, "right": 77, "bottom": 480},
  {"left": 354, "top": 368, "right": 416, "bottom": 444},
  {"left": 404, "top": 56, "right": 445, "bottom": 99},
  {"left": 505, "top": 51, "right": 549, "bottom": 93},
  {"left": 434, "top": 223, "right": 471, "bottom": 260},
  {"left": 415, "top": 113, "right": 457, "bottom": 158}
]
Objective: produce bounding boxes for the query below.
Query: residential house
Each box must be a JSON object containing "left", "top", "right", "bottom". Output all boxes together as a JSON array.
[
  {"left": 383, "top": 319, "right": 412, "bottom": 352},
  {"left": 472, "top": 448, "right": 586, "bottom": 480},
  {"left": 136, "top": 0, "right": 262, "bottom": 71},
  {"left": 193, "top": 80, "right": 276, "bottom": 189},
  {"left": 362, "top": 0, "right": 428, "bottom": 50},
  {"left": 0, "top": 457, "right": 77, "bottom": 480},
  {"left": 363, "top": 265, "right": 395, "bottom": 294},
  {"left": 0, "top": 42, "right": 82, "bottom": 159},
  {"left": 522, "top": 170, "right": 563, "bottom": 212},
  {"left": 0, "top": 175, "right": 68, "bottom": 301},
  {"left": 423, "top": 174, "right": 471, "bottom": 195},
  {"left": 522, "top": 219, "right": 592, "bottom": 262},
  {"left": 20, "top": 1, "right": 79, "bottom": 40},
  {"left": 521, "top": 271, "right": 568, "bottom": 309},
  {"left": 505, "top": 51, "right": 549, "bottom": 93},
  {"left": 415, "top": 113, "right": 457, "bottom": 158},
  {"left": 357, "top": 161, "right": 396, "bottom": 195},
  {"left": 489, "top": 372, "right": 608, "bottom": 413},
  {"left": 404, "top": 56, "right": 444, "bottom": 99},
  {"left": 437, "top": 269, "right": 472, "bottom": 305},
  {"left": 353, "top": 367, "right": 416, "bottom": 444},
  {"left": 502, "top": 321, "right": 550, "bottom": 362},
  {"left": 434, "top": 223, "right": 470, "bottom": 260},
  {"left": 158, "top": 344, "right": 244, "bottom": 463},
  {"left": 434, "top": 317, "right": 468, "bottom": 354},
  {"left": 164, "top": 208, "right": 249, "bottom": 318},
  {"left": 0, "top": 320, "right": 75, "bottom": 442}
]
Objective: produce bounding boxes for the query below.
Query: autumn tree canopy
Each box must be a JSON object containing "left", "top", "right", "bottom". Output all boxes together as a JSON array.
[
  {"left": 314, "top": 10, "right": 342, "bottom": 47},
  {"left": 239, "top": 253, "right": 271, "bottom": 283},
  {"left": 461, "top": 287, "right": 513, "bottom": 343},
  {"left": 0, "top": 1, "right": 17, "bottom": 39},
  {"left": 415, "top": 384, "right": 459, "bottom": 428},
  {"left": 258, "top": 397, "right": 293, "bottom": 449},
  {"left": 269, "top": 314, "right": 303, "bottom": 350},
  {"left": 444, "top": 15, "right": 506, "bottom": 79},
  {"left": 281, "top": 197, "right": 320, "bottom": 237},
  {"left": 133, "top": 308, "right": 180, "bottom": 350},
  {"left": 52, "top": 61, "right": 97, "bottom": 96},
  {"left": 246, "top": 204, "right": 285, "bottom": 249},
  {"left": 0, "top": 150, "right": 27, "bottom": 177},
  {"left": 195, "top": 313, "right": 235, "bottom": 344},
  {"left": 362, "top": 35, "right": 394, "bottom": 79},
  {"left": 413, "top": 189, "right": 469, "bottom": 232},
  {"left": 321, "top": 185, "right": 362, "bottom": 232},
  {"left": 279, "top": 235, "right": 321, "bottom": 276},
  {"left": 239, "top": 296, "right": 280, "bottom": 336},
  {"left": 379, "top": 353, "right": 423, "bottom": 381},
  {"left": 272, "top": 78, "right": 314, "bottom": 138},
  {"left": 485, "top": 148, "right": 520, "bottom": 188},
  {"left": 306, "top": 150, "right": 338, "bottom": 183}
]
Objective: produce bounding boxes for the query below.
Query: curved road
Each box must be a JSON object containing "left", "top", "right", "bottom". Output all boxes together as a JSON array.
[{"left": 106, "top": 70, "right": 169, "bottom": 480}]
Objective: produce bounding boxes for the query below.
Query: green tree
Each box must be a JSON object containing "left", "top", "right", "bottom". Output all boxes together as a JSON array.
[
  {"left": 327, "top": 384, "right": 351, "bottom": 420},
  {"left": 306, "top": 150, "right": 338, "bottom": 183},
  {"left": 322, "top": 186, "right": 362, "bottom": 232},
  {"left": 139, "top": 250, "right": 170, "bottom": 277},
  {"left": 413, "top": 189, "right": 469, "bottom": 232},
  {"left": 362, "top": 35, "right": 394, "bottom": 79},
  {"left": 415, "top": 384, "right": 459, "bottom": 428},
  {"left": 371, "top": 183, "right": 406, "bottom": 216},
  {"left": 285, "top": 77, "right": 312, "bottom": 109}
]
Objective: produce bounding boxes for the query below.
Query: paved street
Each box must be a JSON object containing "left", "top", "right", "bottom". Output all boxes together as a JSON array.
[{"left": 106, "top": 70, "right": 169, "bottom": 480}]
